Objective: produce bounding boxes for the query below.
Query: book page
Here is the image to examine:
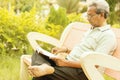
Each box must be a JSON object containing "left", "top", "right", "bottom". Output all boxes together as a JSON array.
[{"left": 36, "top": 47, "right": 56, "bottom": 58}]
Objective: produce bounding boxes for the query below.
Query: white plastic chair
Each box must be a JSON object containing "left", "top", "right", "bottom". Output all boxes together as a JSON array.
[{"left": 20, "top": 22, "right": 120, "bottom": 80}]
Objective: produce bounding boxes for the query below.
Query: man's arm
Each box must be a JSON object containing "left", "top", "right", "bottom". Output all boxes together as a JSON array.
[
  {"left": 50, "top": 56, "right": 81, "bottom": 68},
  {"left": 61, "top": 59, "right": 81, "bottom": 68}
]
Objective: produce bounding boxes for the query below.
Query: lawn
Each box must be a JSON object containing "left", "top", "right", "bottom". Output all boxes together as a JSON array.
[{"left": 0, "top": 54, "right": 20, "bottom": 80}]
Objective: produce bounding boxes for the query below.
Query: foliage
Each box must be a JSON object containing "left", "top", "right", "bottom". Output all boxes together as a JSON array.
[
  {"left": 0, "top": 7, "right": 38, "bottom": 55},
  {"left": 106, "top": 0, "right": 118, "bottom": 11},
  {"left": 57, "top": 0, "right": 80, "bottom": 13},
  {"left": 106, "top": 0, "right": 120, "bottom": 25},
  {"left": 0, "top": 0, "right": 46, "bottom": 12},
  {"left": 112, "top": 23, "right": 120, "bottom": 28},
  {"left": 108, "top": 11, "right": 120, "bottom": 25},
  {"left": 47, "top": 6, "right": 69, "bottom": 27},
  {"left": 67, "top": 12, "right": 88, "bottom": 23}
]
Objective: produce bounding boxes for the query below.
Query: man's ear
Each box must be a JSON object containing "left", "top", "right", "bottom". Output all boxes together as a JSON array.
[{"left": 100, "top": 12, "right": 104, "bottom": 18}]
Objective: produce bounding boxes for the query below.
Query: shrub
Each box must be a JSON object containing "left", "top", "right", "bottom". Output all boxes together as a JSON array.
[
  {"left": 0, "top": 6, "right": 98, "bottom": 56},
  {"left": 0, "top": 7, "right": 37, "bottom": 55}
]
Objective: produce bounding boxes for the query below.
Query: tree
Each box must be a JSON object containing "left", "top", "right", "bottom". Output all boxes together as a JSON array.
[
  {"left": 106, "top": 0, "right": 120, "bottom": 25},
  {"left": 56, "top": 0, "right": 80, "bottom": 13}
]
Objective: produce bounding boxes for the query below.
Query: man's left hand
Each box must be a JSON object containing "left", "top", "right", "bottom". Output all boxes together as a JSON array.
[{"left": 50, "top": 56, "right": 67, "bottom": 66}]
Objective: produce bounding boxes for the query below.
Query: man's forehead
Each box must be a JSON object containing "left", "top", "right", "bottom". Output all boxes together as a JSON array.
[
  {"left": 88, "top": 6, "right": 96, "bottom": 11},
  {"left": 87, "top": 6, "right": 96, "bottom": 14}
]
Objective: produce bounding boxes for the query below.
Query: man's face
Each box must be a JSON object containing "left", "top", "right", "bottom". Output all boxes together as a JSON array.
[{"left": 87, "top": 6, "right": 104, "bottom": 27}]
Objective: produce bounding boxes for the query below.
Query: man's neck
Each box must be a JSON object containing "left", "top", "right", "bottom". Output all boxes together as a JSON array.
[
  {"left": 101, "top": 21, "right": 107, "bottom": 26},
  {"left": 92, "top": 21, "right": 107, "bottom": 29}
]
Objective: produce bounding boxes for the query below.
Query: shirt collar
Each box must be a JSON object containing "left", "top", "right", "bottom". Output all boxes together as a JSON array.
[{"left": 91, "top": 25, "right": 111, "bottom": 32}]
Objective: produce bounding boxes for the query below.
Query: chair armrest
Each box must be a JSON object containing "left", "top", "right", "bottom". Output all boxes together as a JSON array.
[
  {"left": 80, "top": 52, "right": 120, "bottom": 80},
  {"left": 27, "top": 32, "right": 61, "bottom": 51}
]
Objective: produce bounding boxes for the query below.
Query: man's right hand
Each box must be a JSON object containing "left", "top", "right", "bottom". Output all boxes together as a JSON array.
[{"left": 51, "top": 47, "right": 68, "bottom": 54}]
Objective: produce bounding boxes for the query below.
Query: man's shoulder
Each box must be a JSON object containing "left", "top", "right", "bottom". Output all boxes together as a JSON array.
[{"left": 99, "top": 25, "right": 111, "bottom": 32}]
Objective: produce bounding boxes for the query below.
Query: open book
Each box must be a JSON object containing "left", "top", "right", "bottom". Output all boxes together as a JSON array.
[{"left": 36, "top": 47, "right": 56, "bottom": 58}]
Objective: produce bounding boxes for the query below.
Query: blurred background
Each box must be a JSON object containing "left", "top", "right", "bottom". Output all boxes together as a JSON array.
[{"left": 0, "top": 0, "right": 119, "bottom": 80}]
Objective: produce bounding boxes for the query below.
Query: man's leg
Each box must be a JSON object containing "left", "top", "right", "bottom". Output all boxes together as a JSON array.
[
  {"left": 33, "top": 66, "right": 88, "bottom": 80},
  {"left": 31, "top": 51, "right": 55, "bottom": 66},
  {"left": 28, "top": 52, "right": 55, "bottom": 77}
]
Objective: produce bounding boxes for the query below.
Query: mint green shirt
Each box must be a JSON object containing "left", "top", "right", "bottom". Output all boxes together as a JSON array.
[{"left": 67, "top": 25, "right": 117, "bottom": 61}]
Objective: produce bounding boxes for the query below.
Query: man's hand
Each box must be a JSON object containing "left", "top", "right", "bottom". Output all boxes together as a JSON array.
[
  {"left": 51, "top": 47, "right": 70, "bottom": 54},
  {"left": 50, "top": 56, "right": 81, "bottom": 68},
  {"left": 50, "top": 56, "right": 67, "bottom": 66}
]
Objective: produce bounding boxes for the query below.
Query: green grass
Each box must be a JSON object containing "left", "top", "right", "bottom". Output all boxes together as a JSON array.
[{"left": 0, "top": 54, "right": 20, "bottom": 80}]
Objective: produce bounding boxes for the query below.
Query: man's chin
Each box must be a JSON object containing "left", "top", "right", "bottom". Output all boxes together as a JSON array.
[{"left": 91, "top": 24, "right": 99, "bottom": 27}]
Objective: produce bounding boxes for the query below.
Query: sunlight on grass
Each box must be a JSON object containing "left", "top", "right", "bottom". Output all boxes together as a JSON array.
[{"left": 0, "top": 55, "right": 20, "bottom": 80}]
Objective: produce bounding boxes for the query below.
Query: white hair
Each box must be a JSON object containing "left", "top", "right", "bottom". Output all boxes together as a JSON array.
[{"left": 88, "top": 0, "right": 110, "bottom": 13}]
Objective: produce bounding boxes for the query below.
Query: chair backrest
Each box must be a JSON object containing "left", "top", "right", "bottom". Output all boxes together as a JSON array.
[
  {"left": 105, "top": 28, "right": 120, "bottom": 80},
  {"left": 60, "top": 22, "right": 90, "bottom": 49},
  {"left": 61, "top": 22, "right": 120, "bottom": 79}
]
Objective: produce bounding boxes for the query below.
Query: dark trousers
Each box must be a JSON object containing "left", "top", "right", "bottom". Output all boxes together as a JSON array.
[{"left": 32, "top": 52, "right": 88, "bottom": 80}]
